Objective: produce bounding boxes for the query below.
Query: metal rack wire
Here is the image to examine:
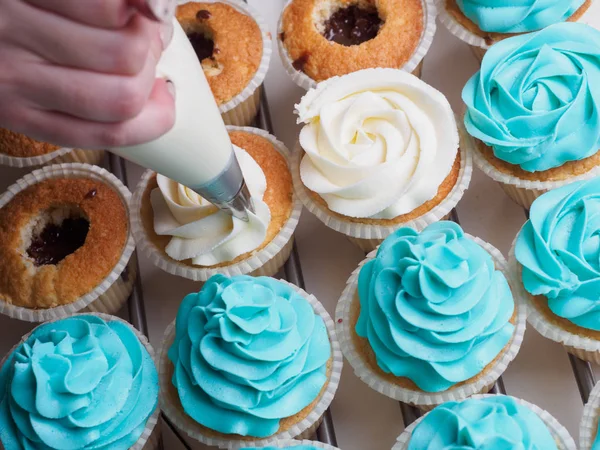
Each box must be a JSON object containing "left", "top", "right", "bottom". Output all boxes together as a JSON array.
[{"left": 106, "top": 70, "right": 598, "bottom": 450}]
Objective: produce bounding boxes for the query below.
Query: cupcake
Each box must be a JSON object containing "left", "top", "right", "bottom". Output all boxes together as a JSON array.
[
  {"left": 438, "top": 0, "right": 594, "bottom": 61},
  {"left": 0, "top": 164, "right": 136, "bottom": 322},
  {"left": 240, "top": 441, "right": 340, "bottom": 450},
  {"left": 0, "top": 313, "right": 161, "bottom": 450},
  {"left": 176, "top": 0, "right": 271, "bottom": 126},
  {"left": 394, "top": 395, "right": 576, "bottom": 449},
  {"left": 580, "top": 380, "right": 600, "bottom": 449},
  {"left": 511, "top": 177, "right": 600, "bottom": 363},
  {"left": 293, "top": 68, "right": 472, "bottom": 253},
  {"left": 159, "top": 274, "right": 343, "bottom": 448},
  {"left": 0, "top": 128, "right": 104, "bottom": 168},
  {"left": 336, "top": 221, "right": 526, "bottom": 409},
  {"left": 463, "top": 23, "right": 600, "bottom": 209},
  {"left": 132, "top": 126, "right": 301, "bottom": 281},
  {"left": 278, "top": 0, "right": 436, "bottom": 89}
]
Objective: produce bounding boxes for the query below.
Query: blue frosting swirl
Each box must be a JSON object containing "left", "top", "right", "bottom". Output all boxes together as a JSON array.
[
  {"left": 456, "top": 0, "right": 586, "bottom": 33},
  {"left": 408, "top": 396, "right": 558, "bottom": 449},
  {"left": 0, "top": 315, "right": 158, "bottom": 450},
  {"left": 356, "top": 221, "right": 515, "bottom": 392},
  {"left": 463, "top": 23, "right": 600, "bottom": 173},
  {"left": 516, "top": 177, "right": 600, "bottom": 330},
  {"left": 168, "top": 274, "right": 331, "bottom": 437}
]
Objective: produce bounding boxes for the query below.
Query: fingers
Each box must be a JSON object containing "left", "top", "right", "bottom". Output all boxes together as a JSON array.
[
  {"left": 22, "top": 0, "right": 134, "bottom": 28},
  {"left": 11, "top": 3, "right": 158, "bottom": 75},
  {"left": 12, "top": 79, "right": 176, "bottom": 149}
]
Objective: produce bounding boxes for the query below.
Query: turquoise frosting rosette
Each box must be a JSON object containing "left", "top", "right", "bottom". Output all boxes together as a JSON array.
[
  {"left": 162, "top": 275, "right": 339, "bottom": 444},
  {"left": 463, "top": 23, "right": 600, "bottom": 173},
  {"left": 456, "top": 0, "right": 586, "bottom": 33},
  {"left": 336, "top": 221, "right": 525, "bottom": 406},
  {"left": 0, "top": 315, "right": 159, "bottom": 450},
  {"left": 394, "top": 395, "right": 576, "bottom": 449},
  {"left": 516, "top": 177, "right": 600, "bottom": 332}
]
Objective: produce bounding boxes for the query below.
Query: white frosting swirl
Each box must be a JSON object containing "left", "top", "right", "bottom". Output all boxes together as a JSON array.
[
  {"left": 151, "top": 146, "right": 271, "bottom": 266},
  {"left": 296, "top": 69, "right": 459, "bottom": 219}
]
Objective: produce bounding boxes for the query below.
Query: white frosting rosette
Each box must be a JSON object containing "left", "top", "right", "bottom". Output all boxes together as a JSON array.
[
  {"left": 132, "top": 126, "right": 302, "bottom": 281},
  {"left": 293, "top": 68, "right": 472, "bottom": 248}
]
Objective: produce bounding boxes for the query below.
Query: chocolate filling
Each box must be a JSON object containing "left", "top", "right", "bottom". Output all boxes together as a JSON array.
[
  {"left": 188, "top": 32, "right": 215, "bottom": 61},
  {"left": 323, "top": 5, "right": 382, "bottom": 46},
  {"left": 27, "top": 218, "right": 89, "bottom": 266}
]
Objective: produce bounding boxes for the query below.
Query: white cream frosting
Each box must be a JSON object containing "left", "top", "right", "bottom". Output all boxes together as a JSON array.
[
  {"left": 296, "top": 68, "right": 459, "bottom": 219},
  {"left": 150, "top": 146, "right": 271, "bottom": 266}
]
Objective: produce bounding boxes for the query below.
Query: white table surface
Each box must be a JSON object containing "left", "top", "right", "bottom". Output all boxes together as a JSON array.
[{"left": 1, "top": 1, "right": 599, "bottom": 448}]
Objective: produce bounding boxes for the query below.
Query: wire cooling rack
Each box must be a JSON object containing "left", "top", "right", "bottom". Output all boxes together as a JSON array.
[{"left": 108, "top": 83, "right": 600, "bottom": 448}]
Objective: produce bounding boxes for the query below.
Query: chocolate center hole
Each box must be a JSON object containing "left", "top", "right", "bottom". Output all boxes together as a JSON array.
[
  {"left": 323, "top": 5, "right": 382, "bottom": 46},
  {"left": 188, "top": 32, "right": 215, "bottom": 61},
  {"left": 27, "top": 211, "right": 89, "bottom": 266}
]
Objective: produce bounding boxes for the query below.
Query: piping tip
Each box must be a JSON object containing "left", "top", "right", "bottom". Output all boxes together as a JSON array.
[{"left": 227, "top": 181, "right": 255, "bottom": 222}]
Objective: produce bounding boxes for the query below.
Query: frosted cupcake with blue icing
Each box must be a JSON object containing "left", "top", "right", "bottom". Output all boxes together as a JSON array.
[
  {"left": 438, "top": 0, "right": 593, "bottom": 60},
  {"left": 335, "top": 221, "right": 526, "bottom": 408},
  {"left": 512, "top": 176, "right": 600, "bottom": 363},
  {"left": 159, "top": 274, "right": 343, "bottom": 448},
  {"left": 463, "top": 22, "right": 600, "bottom": 208},
  {"left": 394, "top": 395, "right": 576, "bottom": 449},
  {"left": 0, "top": 313, "right": 160, "bottom": 450}
]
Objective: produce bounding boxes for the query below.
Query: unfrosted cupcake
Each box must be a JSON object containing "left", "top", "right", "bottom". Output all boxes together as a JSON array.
[
  {"left": 394, "top": 395, "right": 576, "bottom": 449},
  {"left": 293, "top": 68, "right": 472, "bottom": 253},
  {"left": 176, "top": 0, "right": 271, "bottom": 126},
  {"left": 0, "top": 313, "right": 160, "bottom": 450},
  {"left": 463, "top": 23, "right": 600, "bottom": 208},
  {"left": 580, "top": 380, "right": 600, "bottom": 450},
  {"left": 240, "top": 441, "right": 340, "bottom": 450},
  {"left": 336, "top": 221, "right": 526, "bottom": 409},
  {"left": 132, "top": 127, "right": 301, "bottom": 281},
  {"left": 278, "top": 0, "right": 436, "bottom": 89},
  {"left": 511, "top": 177, "right": 600, "bottom": 363},
  {"left": 438, "top": 0, "right": 594, "bottom": 61},
  {"left": 0, "top": 128, "right": 104, "bottom": 168},
  {"left": 0, "top": 164, "right": 136, "bottom": 322},
  {"left": 159, "top": 274, "right": 343, "bottom": 448}
]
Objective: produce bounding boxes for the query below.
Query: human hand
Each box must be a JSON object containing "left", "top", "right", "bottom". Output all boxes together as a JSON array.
[{"left": 0, "top": 0, "right": 176, "bottom": 149}]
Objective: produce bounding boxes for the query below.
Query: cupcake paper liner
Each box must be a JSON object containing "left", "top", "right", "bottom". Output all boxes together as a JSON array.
[
  {"left": 291, "top": 137, "right": 472, "bottom": 242},
  {"left": 131, "top": 126, "right": 302, "bottom": 281},
  {"left": 465, "top": 129, "right": 600, "bottom": 210},
  {"left": 580, "top": 380, "right": 600, "bottom": 450},
  {"left": 177, "top": 0, "right": 272, "bottom": 126},
  {"left": 276, "top": 0, "right": 437, "bottom": 90},
  {"left": 158, "top": 279, "right": 344, "bottom": 450},
  {"left": 0, "top": 163, "right": 136, "bottom": 322},
  {"left": 0, "top": 148, "right": 105, "bottom": 168},
  {"left": 437, "top": 0, "right": 600, "bottom": 62},
  {"left": 509, "top": 233, "right": 600, "bottom": 363},
  {"left": 0, "top": 313, "right": 161, "bottom": 450},
  {"left": 239, "top": 439, "right": 340, "bottom": 449},
  {"left": 335, "top": 236, "right": 527, "bottom": 409},
  {"left": 393, "top": 394, "right": 576, "bottom": 449}
]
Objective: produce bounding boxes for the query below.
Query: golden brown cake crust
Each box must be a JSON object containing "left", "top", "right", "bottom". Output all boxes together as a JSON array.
[
  {"left": 177, "top": 2, "right": 263, "bottom": 105},
  {"left": 0, "top": 178, "right": 128, "bottom": 309},
  {"left": 445, "top": 0, "right": 592, "bottom": 45},
  {"left": 349, "top": 285, "right": 518, "bottom": 396},
  {"left": 306, "top": 151, "right": 461, "bottom": 225},
  {"left": 140, "top": 131, "right": 294, "bottom": 268},
  {"left": 476, "top": 139, "right": 600, "bottom": 183},
  {"left": 0, "top": 128, "right": 60, "bottom": 158},
  {"left": 281, "top": 0, "right": 424, "bottom": 82}
]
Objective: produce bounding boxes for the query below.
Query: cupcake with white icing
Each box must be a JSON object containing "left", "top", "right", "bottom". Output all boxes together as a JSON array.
[
  {"left": 336, "top": 221, "right": 526, "bottom": 409},
  {"left": 394, "top": 395, "right": 576, "bottom": 449},
  {"left": 131, "top": 126, "right": 301, "bottom": 281},
  {"left": 159, "top": 274, "right": 343, "bottom": 448},
  {"left": 292, "top": 68, "right": 472, "bottom": 253}
]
